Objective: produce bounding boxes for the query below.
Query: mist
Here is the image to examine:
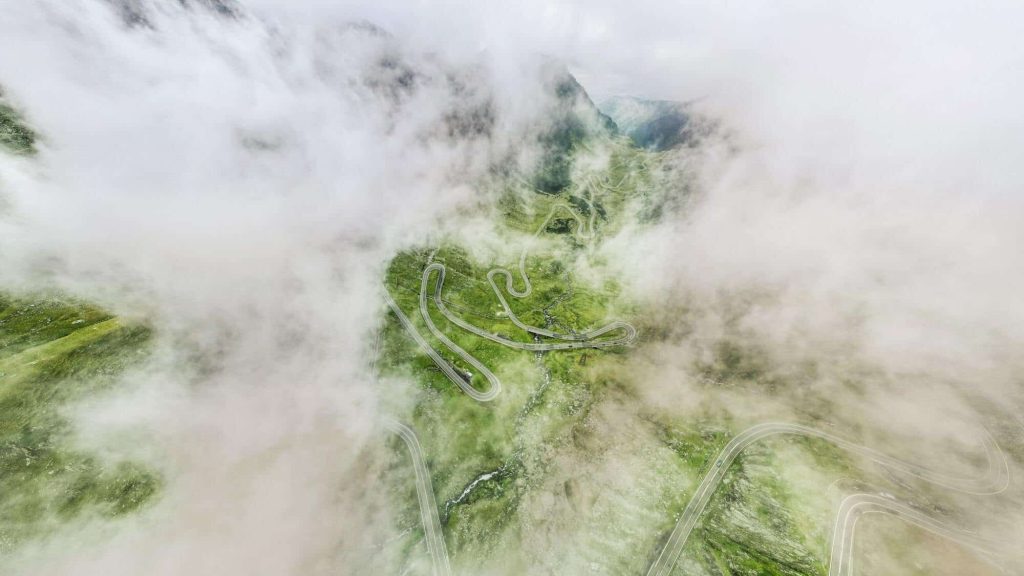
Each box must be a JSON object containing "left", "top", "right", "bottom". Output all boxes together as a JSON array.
[
  {"left": 594, "top": 1, "right": 1024, "bottom": 431},
  {"left": 0, "top": 1, "right": 544, "bottom": 573},
  {"left": 1, "top": 0, "right": 1023, "bottom": 574}
]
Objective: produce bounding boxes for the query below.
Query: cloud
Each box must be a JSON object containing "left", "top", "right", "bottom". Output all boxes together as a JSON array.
[
  {"left": 595, "top": 0, "right": 1024, "bottom": 398},
  {"left": 0, "top": 2, "right": 553, "bottom": 574},
  {"left": 587, "top": 1, "right": 1024, "bottom": 554},
  {"left": 2, "top": 0, "right": 1023, "bottom": 573}
]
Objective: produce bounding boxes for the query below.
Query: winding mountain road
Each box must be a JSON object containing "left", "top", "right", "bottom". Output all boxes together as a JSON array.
[
  {"left": 488, "top": 201, "right": 594, "bottom": 301},
  {"left": 424, "top": 262, "right": 637, "bottom": 351},
  {"left": 383, "top": 417, "right": 1014, "bottom": 576},
  {"left": 384, "top": 419, "right": 453, "bottom": 576},
  {"left": 645, "top": 422, "right": 1010, "bottom": 576},
  {"left": 378, "top": 170, "right": 1018, "bottom": 574},
  {"left": 828, "top": 493, "right": 1015, "bottom": 576},
  {"left": 384, "top": 199, "right": 635, "bottom": 402},
  {"left": 384, "top": 290, "right": 500, "bottom": 402}
]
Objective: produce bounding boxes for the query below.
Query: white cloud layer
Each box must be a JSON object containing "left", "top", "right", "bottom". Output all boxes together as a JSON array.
[
  {"left": 1, "top": 0, "right": 1023, "bottom": 574},
  {"left": 0, "top": 2, "right": 543, "bottom": 573}
]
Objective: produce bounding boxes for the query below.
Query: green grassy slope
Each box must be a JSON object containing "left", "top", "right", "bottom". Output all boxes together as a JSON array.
[
  {"left": 0, "top": 101, "right": 36, "bottom": 155},
  {"left": 371, "top": 108, "right": 953, "bottom": 574},
  {"left": 0, "top": 295, "right": 159, "bottom": 552}
]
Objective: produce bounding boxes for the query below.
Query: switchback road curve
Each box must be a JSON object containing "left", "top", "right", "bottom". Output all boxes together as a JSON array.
[
  {"left": 828, "top": 493, "right": 1018, "bottom": 576},
  {"left": 424, "top": 263, "right": 637, "bottom": 351},
  {"left": 384, "top": 200, "right": 635, "bottom": 402},
  {"left": 645, "top": 422, "right": 1010, "bottom": 576},
  {"left": 384, "top": 290, "right": 500, "bottom": 402}
]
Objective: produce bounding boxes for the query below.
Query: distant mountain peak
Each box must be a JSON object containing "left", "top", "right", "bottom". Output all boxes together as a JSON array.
[{"left": 600, "top": 95, "right": 691, "bottom": 151}]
